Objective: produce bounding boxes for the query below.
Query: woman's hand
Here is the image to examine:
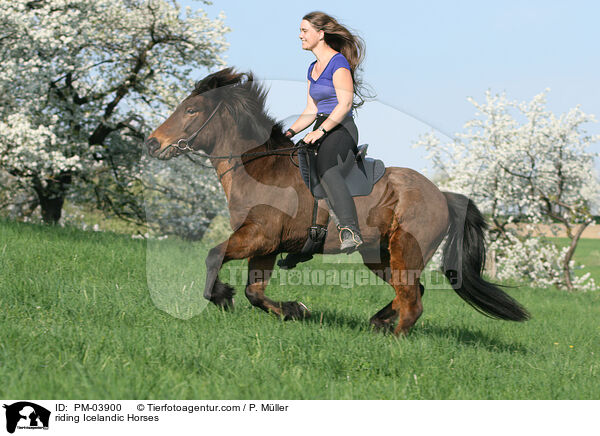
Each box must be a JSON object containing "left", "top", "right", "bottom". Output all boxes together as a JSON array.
[{"left": 303, "top": 129, "right": 325, "bottom": 144}]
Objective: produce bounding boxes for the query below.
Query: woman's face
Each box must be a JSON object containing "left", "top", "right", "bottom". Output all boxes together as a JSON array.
[{"left": 299, "top": 19, "right": 322, "bottom": 50}]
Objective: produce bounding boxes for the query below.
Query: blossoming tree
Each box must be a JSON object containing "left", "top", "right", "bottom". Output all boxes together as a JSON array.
[
  {"left": 0, "top": 0, "right": 229, "bottom": 227},
  {"left": 415, "top": 90, "right": 599, "bottom": 291}
]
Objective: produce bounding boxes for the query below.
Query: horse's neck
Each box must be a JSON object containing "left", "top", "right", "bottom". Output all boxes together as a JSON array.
[
  {"left": 211, "top": 141, "right": 296, "bottom": 204},
  {"left": 210, "top": 140, "right": 302, "bottom": 230}
]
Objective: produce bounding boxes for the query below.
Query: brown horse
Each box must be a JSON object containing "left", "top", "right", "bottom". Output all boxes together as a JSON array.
[{"left": 145, "top": 67, "right": 529, "bottom": 335}]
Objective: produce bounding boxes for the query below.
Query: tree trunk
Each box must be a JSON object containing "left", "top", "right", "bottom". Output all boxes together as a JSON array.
[
  {"left": 32, "top": 174, "right": 72, "bottom": 225},
  {"left": 488, "top": 248, "right": 497, "bottom": 279},
  {"left": 562, "top": 219, "right": 592, "bottom": 291},
  {"left": 38, "top": 193, "right": 65, "bottom": 224}
]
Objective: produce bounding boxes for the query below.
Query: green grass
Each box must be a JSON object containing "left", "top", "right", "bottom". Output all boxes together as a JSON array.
[{"left": 0, "top": 218, "right": 598, "bottom": 399}]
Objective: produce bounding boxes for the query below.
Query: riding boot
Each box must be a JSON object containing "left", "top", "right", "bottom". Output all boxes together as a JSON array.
[{"left": 319, "top": 167, "right": 363, "bottom": 253}]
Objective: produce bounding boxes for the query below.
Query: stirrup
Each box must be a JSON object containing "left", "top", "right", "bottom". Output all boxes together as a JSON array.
[
  {"left": 337, "top": 225, "right": 363, "bottom": 253},
  {"left": 337, "top": 226, "right": 361, "bottom": 244}
]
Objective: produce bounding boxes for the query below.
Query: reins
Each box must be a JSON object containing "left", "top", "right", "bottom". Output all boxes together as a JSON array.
[
  {"left": 200, "top": 140, "right": 313, "bottom": 181},
  {"left": 190, "top": 141, "right": 312, "bottom": 162}
]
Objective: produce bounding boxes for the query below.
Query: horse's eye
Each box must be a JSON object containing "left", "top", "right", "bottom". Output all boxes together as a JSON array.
[{"left": 186, "top": 108, "right": 197, "bottom": 114}]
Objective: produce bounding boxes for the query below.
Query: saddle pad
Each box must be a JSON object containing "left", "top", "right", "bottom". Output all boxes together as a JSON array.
[{"left": 298, "top": 144, "right": 386, "bottom": 199}]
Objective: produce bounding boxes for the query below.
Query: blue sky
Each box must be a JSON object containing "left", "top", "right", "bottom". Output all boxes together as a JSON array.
[{"left": 183, "top": 0, "right": 600, "bottom": 174}]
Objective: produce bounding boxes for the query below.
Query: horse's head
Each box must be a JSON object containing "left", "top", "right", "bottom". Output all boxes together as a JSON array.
[
  {"left": 145, "top": 81, "right": 221, "bottom": 160},
  {"left": 146, "top": 67, "right": 273, "bottom": 160}
]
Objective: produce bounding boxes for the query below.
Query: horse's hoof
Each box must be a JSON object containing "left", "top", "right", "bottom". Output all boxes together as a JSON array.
[
  {"left": 209, "top": 281, "right": 235, "bottom": 311},
  {"left": 211, "top": 297, "right": 234, "bottom": 311},
  {"left": 369, "top": 317, "right": 395, "bottom": 334},
  {"left": 281, "top": 301, "right": 311, "bottom": 321}
]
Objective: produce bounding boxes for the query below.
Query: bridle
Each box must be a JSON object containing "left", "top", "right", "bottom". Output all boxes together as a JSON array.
[
  {"left": 157, "top": 100, "right": 317, "bottom": 179},
  {"left": 160, "top": 100, "right": 224, "bottom": 156}
]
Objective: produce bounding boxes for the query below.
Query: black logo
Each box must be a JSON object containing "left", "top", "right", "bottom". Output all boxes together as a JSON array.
[{"left": 3, "top": 402, "right": 50, "bottom": 434}]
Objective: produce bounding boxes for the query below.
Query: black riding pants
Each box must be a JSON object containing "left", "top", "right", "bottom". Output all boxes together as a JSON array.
[{"left": 313, "top": 113, "right": 360, "bottom": 228}]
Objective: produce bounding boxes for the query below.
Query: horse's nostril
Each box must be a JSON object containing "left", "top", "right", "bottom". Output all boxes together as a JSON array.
[{"left": 145, "top": 137, "right": 160, "bottom": 154}]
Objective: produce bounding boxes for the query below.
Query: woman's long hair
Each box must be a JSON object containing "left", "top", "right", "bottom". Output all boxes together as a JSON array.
[{"left": 303, "top": 11, "right": 375, "bottom": 110}]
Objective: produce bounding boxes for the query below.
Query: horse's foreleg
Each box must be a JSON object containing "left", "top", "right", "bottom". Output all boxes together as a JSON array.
[
  {"left": 203, "top": 223, "right": 277, "bottom": 309},
  {"left": 203, "top": 241, "right": 235, "bottom": 309},
  {"left": 245, "top": 254, "right": 310, "bottom": 320}
]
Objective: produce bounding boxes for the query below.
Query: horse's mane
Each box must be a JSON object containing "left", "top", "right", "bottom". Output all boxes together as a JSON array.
[{"left": 193, "top": 67, "right": 292, "bottom": 150}]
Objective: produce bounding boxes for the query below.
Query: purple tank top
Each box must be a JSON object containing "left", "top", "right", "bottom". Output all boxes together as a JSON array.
[{"left": 307, "top": 52, "right": 353, "bottom": 115}]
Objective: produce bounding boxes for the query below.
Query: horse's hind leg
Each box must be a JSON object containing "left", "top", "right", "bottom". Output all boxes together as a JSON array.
[
  {"left": 388, "top": 230, "right": 425, "bottom": 335},
  {"left": 363, "top": 230, "right": 424, "bottom": 335},
  {"left": 245, "top": 254, "right": 311, "bottom": 320},
  {"left": 361, "top": 248, "right": 397, "bottom": 331}
]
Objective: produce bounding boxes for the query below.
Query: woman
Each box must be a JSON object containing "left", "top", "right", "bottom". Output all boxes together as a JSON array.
[{"left": 285, "top": 11, "right": 370, "bottom": 254}]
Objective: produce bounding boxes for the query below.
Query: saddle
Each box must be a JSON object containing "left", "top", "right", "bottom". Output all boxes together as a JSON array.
[
  {"left": 277, "top": 141, "right": 386, "bottom": 270},
  {"left": 297, "top": 142, "right": 386, "bottom": 199}
]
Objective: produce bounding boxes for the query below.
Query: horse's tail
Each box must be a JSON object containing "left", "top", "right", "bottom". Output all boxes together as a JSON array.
[{"left": 441, "top": 191, "right": 530, "bottom": 321}]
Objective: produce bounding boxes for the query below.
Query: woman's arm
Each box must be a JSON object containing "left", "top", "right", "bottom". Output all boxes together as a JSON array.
[{"left": 285, "top": 80, "right": 318, "bottom": 137}]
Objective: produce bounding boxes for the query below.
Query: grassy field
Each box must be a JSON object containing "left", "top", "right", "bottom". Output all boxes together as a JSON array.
[{"left": 0, "top": 218, "right": 599, "bottom": 399}]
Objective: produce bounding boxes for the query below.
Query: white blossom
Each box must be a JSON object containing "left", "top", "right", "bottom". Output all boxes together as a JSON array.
[
  {"left": 415, "top": 89, "right": 600, "bottom": 291},
  {"left": 0, "top": 0, "right": 230, "bottom": 227}
]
